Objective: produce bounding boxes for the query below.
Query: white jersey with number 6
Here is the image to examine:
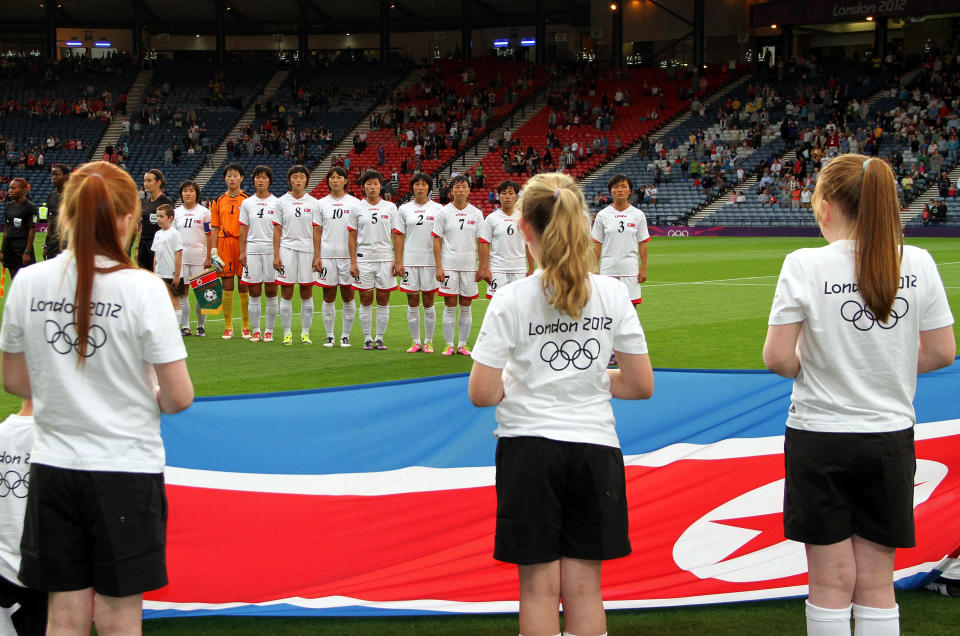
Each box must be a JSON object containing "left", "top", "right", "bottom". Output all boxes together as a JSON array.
[
  {"left": 395, "top": 199, "right": 443, "bottom": 267},
  {"left": 591, "top": 204, "right": 650, "bottom": 276},
  {"left": 174, "top": 204, "right": 211, "bottom": 266},
  {"left": 314, "top": 193, "right": 360, "bottom": 259},
  {"left": 276, "top": 192, "right": 318, "bottom": 253},
  {"left": 432, "top": 202, "right": 483, "bottom": 271},
  {"left": 238, "top": 194, "right": 280, "bottom": 255},
  {"left": 347, "top": 198, "right": 397, "bottom": 263},
  {"left": 478, "top": 208, "right": 526, "bottom": 273}
]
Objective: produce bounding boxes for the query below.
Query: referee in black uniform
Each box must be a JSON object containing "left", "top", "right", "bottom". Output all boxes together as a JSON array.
[
  {"left": 42, "top": 164, "right": 70, "bottom": 260},
  {"left": 1, "top": 178, "right": 38, "bottom": 280}
]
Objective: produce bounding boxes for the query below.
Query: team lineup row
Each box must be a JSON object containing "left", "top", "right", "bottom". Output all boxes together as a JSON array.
[{"left": 144, "top": 163, "right": 652, "bottom": 353}]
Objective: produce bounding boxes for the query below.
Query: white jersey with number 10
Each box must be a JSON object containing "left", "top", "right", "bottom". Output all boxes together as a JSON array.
[{"left": 314, "top": 193, "right": 360, "bottom": 259}]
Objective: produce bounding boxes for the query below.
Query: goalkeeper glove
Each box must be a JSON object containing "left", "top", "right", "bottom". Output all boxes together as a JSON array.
[{"left": 210, "top": 248, "right": 225, "bottom": 273}]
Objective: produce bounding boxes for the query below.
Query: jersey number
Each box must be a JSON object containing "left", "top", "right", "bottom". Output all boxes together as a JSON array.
[
  {"left": 618, "top": 220, "right": 625, "bottom": 233},
  {"left": 183, "top": 218, "right": 194, "bottom": 228},
  {"left": 458, "top": 219, "right": 465, "bottom": 230},
  {"left": 332, "top": 209, "right": 344, "bottom": 219},
  {"left": 506, "top": 224, "right": 514, "bottom": 235},
  {"left": 257, "top": 210, "right": 265, "bottom": 219},
  {"left": 371, "top": 212, "right": 379, "bottom": 224},
  {"left": 416, "top": 214, "right": 424, "bottom": 225},
  {"left": 444, "top": 275, "right": 450, "bottom": 286},
  {"left": 295, "top": 207, "right": 302, "bottom": 217},
  {"left": 320, "top": 266, "right": 328, "bottom": 278},
  {"left": 402, "top": 271, "right": 410, "bottom": 283}
]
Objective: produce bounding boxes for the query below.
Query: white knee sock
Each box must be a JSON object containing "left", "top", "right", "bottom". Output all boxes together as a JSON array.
[
  {"left": 179, "top": 295, "right": 191, "bottom": 327},
  {"left": 195, "top": 298, "right": 206, "bottom": 327},
  {"left": 359, "top": 304, "right": 373, "bottom": 340},
  {"left": 280, "top": 297, "right": 293, "bottom": 335},
  {"left": 248, "top": 296, "right": 261, "bottom": 333},
  {"left": 423, "top": 304, "right": 436, "bottom": 343},
  {"left": 301, "top": 298, "right": 314, "bottom": 334},
  {"left": 341, "top": 300, "right": 356, "bottom": 338},
  {"left": 322, "top": 300, "right": 336, "bottom": 336},
  {"left": 375, "top": 304, "right": 390, "bottom": 340},
  {"left": 457, "top": 304, "right": 472, "bottom": 346},
  {"left": 442, "top": 306, "right": 457, "bottom": 346},
  {"left": 407, "top": 306, "right": 421, "bottom": 343},
  {"left": 265, "top": 296, "right": 278, "bottom": 333},
  {"left": 806, "top": 601, "right": 851, "bottom": 636},
  {"left": 853, "top": 604, "right": 898, "bottom": 636}
]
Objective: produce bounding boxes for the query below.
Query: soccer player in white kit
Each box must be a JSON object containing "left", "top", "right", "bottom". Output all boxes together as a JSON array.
[
  {"left": 432, "top": 174, "right": 484, "bottom": 356},
  {"left": 273, "top": 165, "right": 317, "bottom": 345},
  {"left": 348, "top": 170, "right": 398, "bottom": 350},
  {"left": 239, "top": 165, "right": 281, "bottom": 343},
  {"left": 394, "top": 173, "right": 443, "bottom": 353},
  {"left": 173, "top": 179, "right": 212, "bottom": 336},
  {"left": 592, "top": 173, "right": 649, "bottom": 366},
  {"left": 313, "top": 166, "right": 360, "bottom": 347},
  {"left": 478, "top": 179, "right": 534, "bottom": 298}
]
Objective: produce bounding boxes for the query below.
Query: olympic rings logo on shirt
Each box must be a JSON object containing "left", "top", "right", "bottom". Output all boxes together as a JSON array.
[
  {"left": 840, "top": 297, "right": 909, "bottom": 331},
  {"left": 44, "top": 320, "right": 108, "bottom": 357},
  {"left": 540, "top": 338, "right": 601, "bottom": 371},
  {"left": 0, "top": 470, "right": 29, "bottom": 498},
  {"left": 666, "top": 229, "right": 690, "bottom": 237}
]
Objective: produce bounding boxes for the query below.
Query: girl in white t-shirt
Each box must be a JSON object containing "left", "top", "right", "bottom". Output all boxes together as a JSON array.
[
  {"left": 0, "top": 161, "right": 194, "bottom": 636},
  {"left": 152, "top": 203, "right": 184, "bottom": 311},
  {"left": 764, "top": 154, "right": 955, "bottom": 636},
  {"left": 469, "top": 172, "right": 654, "bottom": 636}
]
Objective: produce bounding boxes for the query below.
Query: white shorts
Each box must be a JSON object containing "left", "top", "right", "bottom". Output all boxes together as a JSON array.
[
  {"left": 399, "top": 265, "right": 438, "bottom": 293},
  {"left": 182, "top": 263, "right": 207, "bottom": 283},
  {"left": 241, "top": 253, "right": 277, "bottom": 285},
  {"left": 607, "top": 274, "right": 643, "bottom": 304},
  {"left": 277, "top": 247, "right": 315, "bottom": 285},
  {"left": 486, "top": 271, "right": 525, "bottom": 298},
  {"left": 438, "top": 270, "right": 479, "bottom": 299},
  {"left": 353, "top": 261, "right": 398, "bottom": 291},
  {"left": 315, "top": 259, "right": 355, "bottom": 288}
]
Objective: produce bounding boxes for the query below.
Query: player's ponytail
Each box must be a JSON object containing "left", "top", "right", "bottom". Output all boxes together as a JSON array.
[
  {"left": 60, "top": 161, "right": 139, "bottom": 363},
  {"left": 521, "top": 173, "right": 594, "bottom": 318},
  {"left": 812, "top": 153, "right": 901, "bottom": 322}
]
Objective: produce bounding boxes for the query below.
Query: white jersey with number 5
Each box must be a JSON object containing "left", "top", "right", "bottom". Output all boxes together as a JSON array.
[
  {"left": 174, "top": 204, "right": 210, "bottom": 266},
  {"left": 432, "top": 202, "right": 483, "bottom": 271},
  {"left": 314, "top": 193, "right": 360, "bottom": 259},
  {"left": 396, "top": 199, "right": 443, "bottom": 267},
  {"left": 347, "top": 198, "right": 397, "bottom": 263},
  {"left": 478, "top": 208, "right": 526, "bottom": 273},
  {"left": 238, "top": 194, "right": 280, "bottom": 255},
  {"left": 276, "top": 192, "right": 318, "bottom": 253},
  {"left": 591, "top": 204, "right": 650, "bottom": 275}
]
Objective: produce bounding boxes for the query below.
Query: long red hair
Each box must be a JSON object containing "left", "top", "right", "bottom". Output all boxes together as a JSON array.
[{"left": 59, "top": 161, "right": 140, "bottom": 362}]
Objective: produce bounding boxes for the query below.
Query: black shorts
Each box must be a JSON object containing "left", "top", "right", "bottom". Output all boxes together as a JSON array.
[
  {"left": 784, "top": 427, "right": 916, "bottom": 548},
  {"left": 19, "top": 464, "right": 168, "bottom": 597},
  {"left": 137, "top": 243, "right": 153, "bottom": 270},
  {"left": 162, "top": 277, "right": 187, "bottom": 297},
  {"left": 3, "top": 242, "right": 36, "bottom": 277},
  {"left": 0, "top": 574, "right": 47, "bottom": 636},
  {"left": 494, "top": 436, "right": 631, "bottom": 565}
]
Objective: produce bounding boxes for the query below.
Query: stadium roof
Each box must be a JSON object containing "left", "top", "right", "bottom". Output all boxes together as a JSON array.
[{"left": 6, "top": 0, "right": 591, "bottom": 35}]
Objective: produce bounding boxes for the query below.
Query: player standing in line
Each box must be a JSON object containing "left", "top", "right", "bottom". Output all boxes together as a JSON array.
[
  {"left": 239, "top": 166, "right": 281, "bottom": 343},
  {"left": 1, "top": 178, "right": 37, "bottom": 281},
  {"left": 591, "top": 173, "right": 649, "bottom": 367},
  {"left": 394, "top": 173, "right": 443, "bottom": 353},
  {"left": 151, "top": 204, "right": 185, "bottom": 311},
  {"left": 347, "top": 170, "right": 398, "bottom": 350},
  {"left": 313, "top": 166, "right": 360, "bottom": 347},
  {"left": 135, "top": 170, "right": 173, "bottom": 271},
  {"left": 210, "top": 163, "right": 252, "bottom": 339},
  {"left": 478, "top": 179, "right": 535, "bottom": 299},
  {"left": 173, "top": 180, "right": 212, "bottom": 336},
  {"left": 43, "top": 164, "right": 70, "bottom": 260},
  {"left": 433, "top": 174, "right": 484, "bottom": 356},
  {"left": 273, "top": 165, "right": 318, "bottom": 345}
]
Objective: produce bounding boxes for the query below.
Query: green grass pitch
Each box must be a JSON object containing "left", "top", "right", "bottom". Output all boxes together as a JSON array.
[{"left": 2, "top": 235, "right": 959, "bottom": 634}]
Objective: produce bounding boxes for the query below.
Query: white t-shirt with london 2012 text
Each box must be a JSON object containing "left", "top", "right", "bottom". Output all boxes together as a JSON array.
[
  {"left": 0, "top": 253, "right": 187, "bottom": 473},
  {"left": 0, "top": 413, "right": 33, "bottom": 586},
  {"left": 472, "top": 272, "right": 648, "bottom": 448},
  {"left": 591, "top": 204, "right": 650, "bottom": 275},
  {"left": 769, "top": 240, "right": 953, "bottom": 433}
]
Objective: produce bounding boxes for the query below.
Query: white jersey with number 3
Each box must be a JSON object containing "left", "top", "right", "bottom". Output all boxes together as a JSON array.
[
  {"left": 591, "top": 204, "right": 650, "bottom": 276},
  {"left": 432, "top": 202, "right": 483, "bottom": 271},
  {"left": 396, "top": 199, "right": 443, "bottom": 267},
  {"left": 314, "top": 193, "right": 360, "bottom": 259},
  {"left": 238, "top": 194, "right": 280, "bottom": 255},
  {"left": 478, "top": 208, "right": 526, "bottom": 272}
]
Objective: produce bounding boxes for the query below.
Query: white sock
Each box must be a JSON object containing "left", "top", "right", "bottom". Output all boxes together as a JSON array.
[
  {"left": 248, "top": 296, "right": 261, "bottom": 333},
  {"left": 359, "top": 303, "right": 373, "bottom": 340},
  {"left": 853, "top": 604, "right": 899, "bottom": 636},
  {"left": 195, "top": 299, "right": 206, "bottom": 327},
  {"left": 806, "top": 601, "right": 851, "bottom": 636},
  {"left": 265, "top": 296, "right": 278, "bottom": 333},
  {"left": 301, "top": 298, "right": 314, "bottom": 334},
  {"left": 179, "top": 295, "right": 191, "bottom": 327},
  {"left": 375, "top": 303, "right": 390, "bottom": 340},
  {"left": 280, "top": 297, "right": 293, "bottom": 335},
  {"left": 442, "top": 305, "right": 457, "bottom": 346},
  {"left": 342, "top": 300, "right": 356, "bottom": 338},
  {"left": 322, "top": 300, "right": 336, "bottom": 336},
  {"left": 407, "top": 306, "right": 421, "bottom": 343},
  {"left": 423, "top": 304, "right": 436, "bottom": 343},
  {"left": 457, "top": 304, "right": 472, "bottom": 346}
]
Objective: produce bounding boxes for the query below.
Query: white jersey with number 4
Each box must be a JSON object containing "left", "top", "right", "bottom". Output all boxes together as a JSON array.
[
  {"left": 276, "top": 192, "right": 318, "bottom": 253},
  {"left": 395, "top": 199, "right": 443, "bottom": 267},
  {"left": 174, "top": 204, "right": 210, "bottom": 266},
  {"left": 591, "top": 204, "right": 650, "bottom": 275},
  {"left": 478, "top": 208, "right": 526, "bottom": 273},
  {"left": 238, "top": 194, "right": 280, "bottom": 255},
  {"left": 347, "top": 198, "right": 397, "bottom": 263},
  {"left": 314, "top": 193, "right": 360, "bottom": 259},
  {"left": 432, "top": 202, "right": 483, "bottom": 271}
]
